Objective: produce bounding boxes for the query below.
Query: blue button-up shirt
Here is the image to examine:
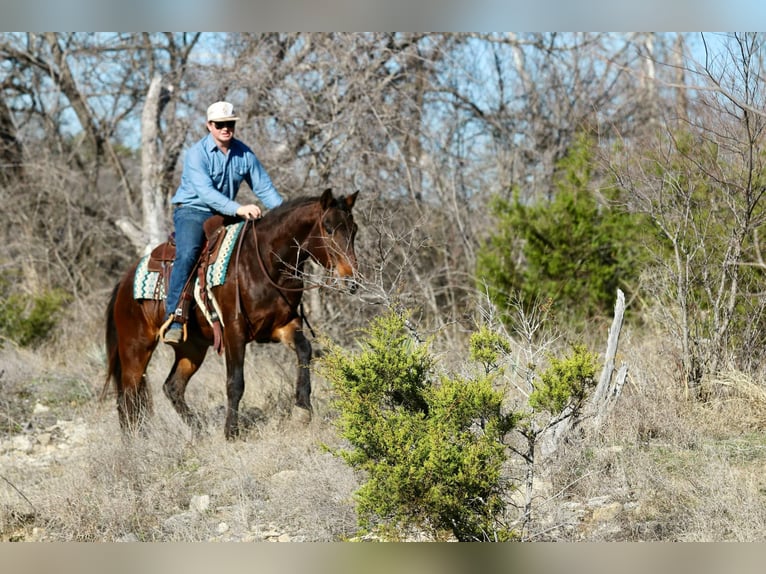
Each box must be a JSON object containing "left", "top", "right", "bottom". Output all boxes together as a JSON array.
[{"left": 171, "top": 133, "right": 284, "bottom": 216}]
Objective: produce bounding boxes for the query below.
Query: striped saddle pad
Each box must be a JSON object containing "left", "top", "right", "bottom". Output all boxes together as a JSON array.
[{"left": 133, "top": 221, "right": 245, "bottom": 300}]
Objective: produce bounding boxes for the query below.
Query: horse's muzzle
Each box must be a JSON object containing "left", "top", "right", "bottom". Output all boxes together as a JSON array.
[
  {"left": 331, "top": 274, "right": 359, "bottom": 294},
  {"left": 334, "top": 258, "right": 359, "bottom": 293}
]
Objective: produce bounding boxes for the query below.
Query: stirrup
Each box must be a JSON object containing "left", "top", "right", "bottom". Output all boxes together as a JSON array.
[
  {"left": 164, "top": 328, "right": 183, "bottom": 345},
  {"left": 159, "top": 316, "right": 187, "bottom": 343}
]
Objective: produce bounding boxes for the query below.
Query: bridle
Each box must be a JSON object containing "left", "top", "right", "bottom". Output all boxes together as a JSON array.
[
  {"left": 234, "top": 206, "right": 343, "bottom": 338},
  {"left": 230, "top": 205, "right": 340, "bottom": 307}
]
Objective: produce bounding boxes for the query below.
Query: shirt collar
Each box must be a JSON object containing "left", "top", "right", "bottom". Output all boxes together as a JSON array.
[
  {"left": 202, "top": 132, "right": 240, "bottom": 154},
  {"left": 203, "top": 133, "right": 219, "bottom": 153}
]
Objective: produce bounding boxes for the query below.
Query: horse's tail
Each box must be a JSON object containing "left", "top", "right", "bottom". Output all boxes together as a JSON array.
[{"left": 101, "top": 280, "right": 122, "bottom": 401}]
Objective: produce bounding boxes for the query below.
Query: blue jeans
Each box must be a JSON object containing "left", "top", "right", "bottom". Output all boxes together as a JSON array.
[{"left": 165, "top": 206, "right": 213, "bottom": 323}]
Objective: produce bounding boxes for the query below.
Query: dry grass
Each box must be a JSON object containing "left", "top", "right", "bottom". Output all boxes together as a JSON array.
[
  {"left": 20, "top": 412, "right": 360, "bottom": 542},
  {"left": 5, "top": 304, "right": 766, "bottom": 542},
  {"left": 0, "top": 308, "right": 359, "bottom": 542},
  {"left": 537, "top": 330, "right": 766, "bottom": 541}
]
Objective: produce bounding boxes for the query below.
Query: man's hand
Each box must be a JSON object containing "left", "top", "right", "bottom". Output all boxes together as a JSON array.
[{"left": 236, "top": 204, "right": 262, "bottom": 220}]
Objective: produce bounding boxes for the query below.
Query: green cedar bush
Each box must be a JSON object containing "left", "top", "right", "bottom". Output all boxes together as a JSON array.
[
  {"left": 476, "top": 132, "right": 648, "bottom": 328},
  {"left": 320, "top": 310, "right": 517, "bottom": 541},
  {"left": 529, "top": 344, "right": 598, "bottom": 416},
  {"left": 469, "top": 325, "right": 511, "bottom": 374}
]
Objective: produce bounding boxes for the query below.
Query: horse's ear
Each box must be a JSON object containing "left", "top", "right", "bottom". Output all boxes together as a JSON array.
[
  {"left": 320, "top": 188, "right": 334, "bottom": 209},
  {"left": 345, "top": 190, "right": 359, "bottom": 209}
]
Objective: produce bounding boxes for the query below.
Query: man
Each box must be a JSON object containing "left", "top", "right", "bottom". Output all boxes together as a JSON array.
[{"left": 162, "top": 101, "right": 284, "bottom": 345}]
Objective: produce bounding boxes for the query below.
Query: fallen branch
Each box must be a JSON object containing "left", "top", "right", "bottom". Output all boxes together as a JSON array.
[{"left": 0, "top": 473, "right": 36, "bottom": 516}]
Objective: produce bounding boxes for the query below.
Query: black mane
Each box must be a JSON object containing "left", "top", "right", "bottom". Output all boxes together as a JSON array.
[
  {"left": 266, "top": 195, "right": 318, "bottom": 219},
  {"left": 264, "top": 191, "right": 352, "bottom": 223}
]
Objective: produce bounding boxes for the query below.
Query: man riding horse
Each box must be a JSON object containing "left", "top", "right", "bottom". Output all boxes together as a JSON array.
[{"left": 163, "top": 101, "right": 284, "bottom": 345}]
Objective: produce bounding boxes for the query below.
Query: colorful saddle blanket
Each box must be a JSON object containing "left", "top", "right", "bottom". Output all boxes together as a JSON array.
[{"left": 133, "top": 221, "right": 245, "bottom": 301}]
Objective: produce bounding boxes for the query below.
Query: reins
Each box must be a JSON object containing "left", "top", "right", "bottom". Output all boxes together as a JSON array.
[{"left": 250, "top": 217, "right": 325, "bottom": 294}]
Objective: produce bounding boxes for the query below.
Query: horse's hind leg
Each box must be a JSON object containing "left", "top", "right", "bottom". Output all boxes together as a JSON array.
[
  {"left": 163, "top": 340, "right": 209, "bottom": 437},
  {"left": 110, "top": 290, "right": 158, "bottom": 435},
  {"left": 117, "top": 348, "right": 155, "bottom": 435}
]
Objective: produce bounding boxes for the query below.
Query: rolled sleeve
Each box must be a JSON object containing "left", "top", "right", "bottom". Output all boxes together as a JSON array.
[{"left": 246, "top": 153, "right": 283, "bottom": 209}]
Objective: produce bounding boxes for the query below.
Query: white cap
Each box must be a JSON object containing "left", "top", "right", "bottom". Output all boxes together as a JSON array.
[{"left": 206, "top": 101, "right": 240, "bottom": 122}]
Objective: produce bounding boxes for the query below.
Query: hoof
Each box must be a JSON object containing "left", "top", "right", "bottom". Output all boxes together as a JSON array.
[{"left": 291, "top": 405, "right": 312, "bottom": 426}]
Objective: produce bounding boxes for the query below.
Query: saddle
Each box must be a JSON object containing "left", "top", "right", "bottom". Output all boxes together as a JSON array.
[
  {"left": 148, "top": 214, "right": 237, "bottom": 273},
  {"left": 151, "top": 214, "right": 240, "bottom": 350}
]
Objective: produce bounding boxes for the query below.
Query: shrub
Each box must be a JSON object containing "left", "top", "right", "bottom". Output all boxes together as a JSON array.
[
  {"left": 0, "top": 288, "right": 70, "bottom": 348},
  {"left": 320, "top": 310, "right": 517, "bottom": 541},
  {"left": 529, "top": 344, "right": 599, "bottom": 417},
  {"left": 476, "top": 132, "right": 649, "bottom": 329}
]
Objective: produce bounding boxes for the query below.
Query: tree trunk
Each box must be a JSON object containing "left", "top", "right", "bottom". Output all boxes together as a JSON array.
[
  {"left": 0, "top": 95, "right": 23, "bottom": 184},
  {"left": 589, "top": 288, "right": 627, "bottom": 428},
  {"left": 116, "top": 75, "right": 170, "bottom": 254},
  {"left": 542, "top": 288, "right": 628, "bottom": 455}
]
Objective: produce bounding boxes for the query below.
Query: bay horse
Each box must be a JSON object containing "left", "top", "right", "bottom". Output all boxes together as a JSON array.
[{"left": 103, "top": 189, "right": 359, "bottom": 439}]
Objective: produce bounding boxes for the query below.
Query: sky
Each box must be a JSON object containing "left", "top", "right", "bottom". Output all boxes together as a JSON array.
[{"left": 2, "top": 0, "right": 764, "bottom": 31}]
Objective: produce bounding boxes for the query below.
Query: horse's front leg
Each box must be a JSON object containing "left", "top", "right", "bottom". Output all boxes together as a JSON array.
[
  {"left": 223, "top": 337, "right": 247, "bottom": 440},
  {"left": 274, "top": 318, "right": 313, "bottom": 423},
  {"left": 293, "top": 327, "right": 313, "bottom": 413}
]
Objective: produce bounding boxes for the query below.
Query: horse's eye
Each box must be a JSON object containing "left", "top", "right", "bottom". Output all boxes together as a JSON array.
[{"left": 324, "top": 221, "right": 334, "bottom": 234}]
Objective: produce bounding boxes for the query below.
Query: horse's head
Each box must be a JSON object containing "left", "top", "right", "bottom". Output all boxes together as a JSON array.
[{"left": 312, "top": 188, "right": 360, "bottom": 292}]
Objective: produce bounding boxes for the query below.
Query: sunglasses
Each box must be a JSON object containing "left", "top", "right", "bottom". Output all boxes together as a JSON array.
[{"left": 212, "top": 121, "right": 236, "bottom": 130}]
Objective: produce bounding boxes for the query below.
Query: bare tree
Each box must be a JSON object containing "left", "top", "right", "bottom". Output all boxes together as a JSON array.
[
  {"left": 0, "top": 94, "right": 23, "bottom": 184},
  {"left": 115, "top": 75, "right": 171, "bottom": 253},
  {"left": 0, "top": 32, "right": 685, "bottom": 348},
  {"left": 609, "top": 32, "right": 766, "bottom": 391},
  {"left": 0, "top": 32, "right": 202, "bottom": 295}
]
